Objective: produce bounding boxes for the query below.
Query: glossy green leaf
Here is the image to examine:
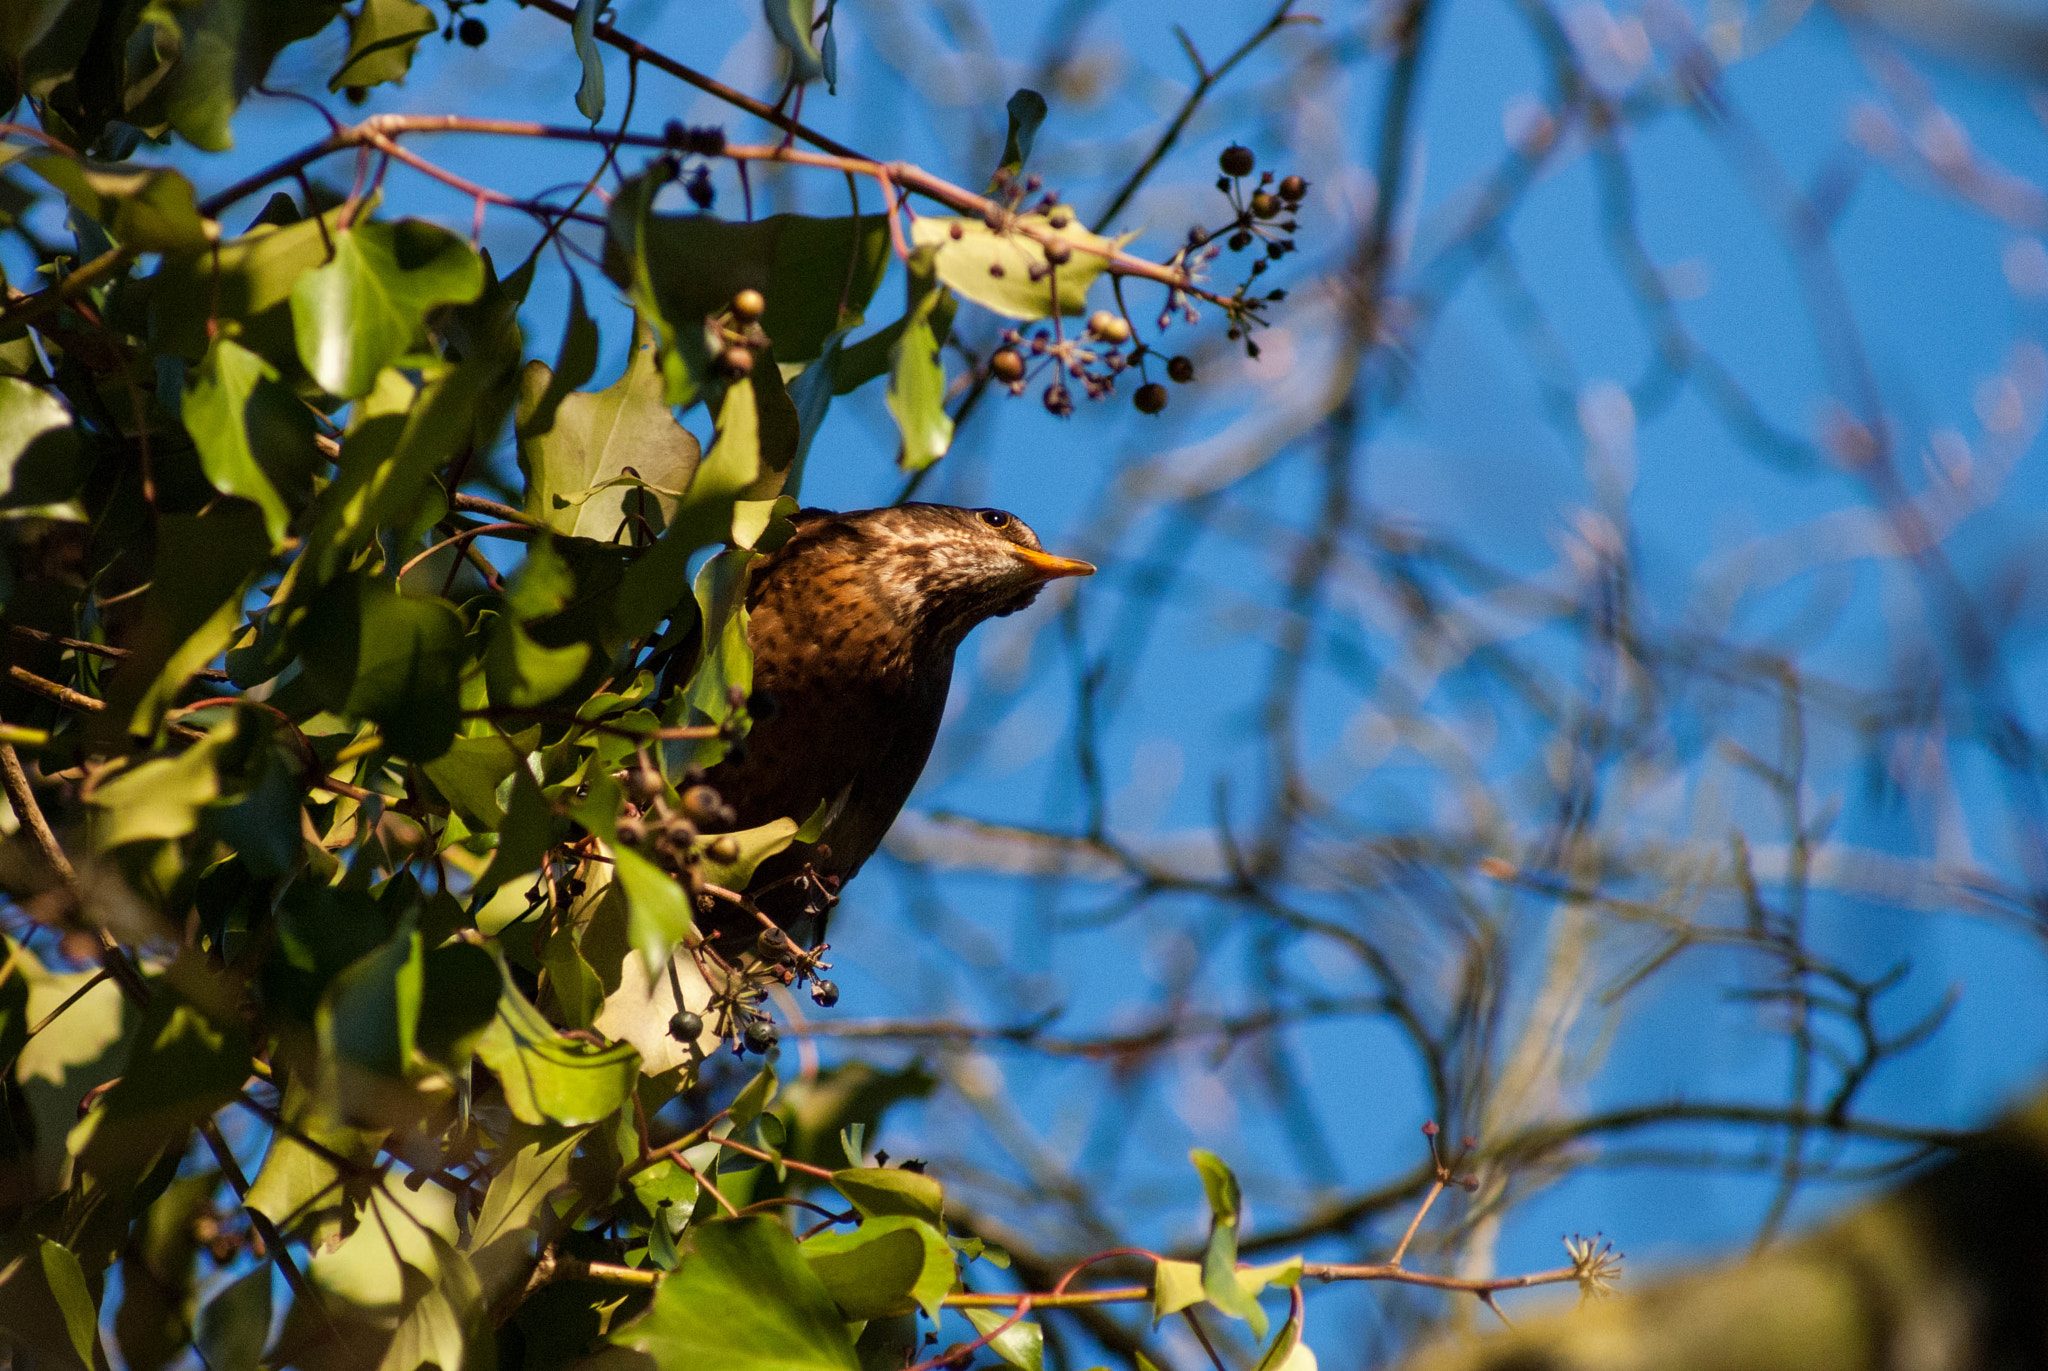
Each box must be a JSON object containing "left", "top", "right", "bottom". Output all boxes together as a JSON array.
[
  {"left": 29, "top": 155, "right": 214, "bottom": 253},
  {"left": 910, "top": 212, "right": 1131, "bottom": 319},
  {"left": 290, "top": 219, "right": 485, "bottom": 398},
  {"left": 728, "top": 1062, "right": 779, "bottom": 1130},
  {"left": 422, "top": 730, "right": 532, "bottom": 831},
  {"left": 1250, "top": 1294, "right": 1317, "bottom": 1371},
  {"left": 801, "top": 1216, "right": 955, "bottom": 1321},
  {"left": 887, "top": 256, "right": 956, "bottom": 472},
  {"left": 517, "top": 326, "right": 701, "bottom": 543},
  {"left": 139, "top": 0, "right": 344, "bottom": 151},
  {"left": 329, "top": 0, "right": 436, "bottom": 91},
  {"left": 469, "top": 1122, "right": 587, "bottom": 1305},
  {"left": 963, "top": 1308, "right": 1044, "bottom": 1371},
  {"left": 195, "top": 1262, "right": 273, "bottom": 1371},
  {"left": 697, "top": 815, "right": 804, "bottom": 891},
  {"left": 608, "top": 1217, "right": 859, "bottom": 1371},
  {"left": 183, "top": 335, "right": 293, "bottom": 545},
  {"left": 995, "top": 88, "right": 1048, "bottom": 186},
  {"left": 486, "top": 541, "right": 594, "bottom": 707},
  {"left": 831, "top": 1167, "right": 945, "bottom": 1227},
  {"left": 299, "top": 577, "right": 465, "bottom": 761},
  {"left": 76, "top": 978, "right": 252, "bottom": 1179},
  {"left": 572, "top": 0, "right": 604, "bottom": 119},
  {"left": 0, "top": 375, "right": 82, "bottom": 509},
  {"left": 477, "top": 956, "right": 640, "bottom": 1126}
]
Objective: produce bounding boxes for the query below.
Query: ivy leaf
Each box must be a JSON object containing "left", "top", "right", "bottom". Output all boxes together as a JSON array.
[
  {"left": 290, "top": 219, "right": 485, "bottom": 398},
  {"left": 910, "top": 213, "right": 1132, "bottom": 319},
  {"left": 76, "top": 974, "right": 253, "bottom": 1181},
  {"left": 994, "top": 89, "right": 1048, "bottom": 188},
  {"left": 1250, "top": 1293, "right": 1317, "bottom": 1371},
  {"left": 152, "top": 205, "right": 352, "bottom": 369},
  {"left": 831, "top": 1167, "right": 945, "bottom": 1227},
  {"left": 0, "top": 376, "right": 82, "bottom": 509},
  {"left": 887, "top": 252, "right": 957, "bottom": 472},
  {"left": 299, "top": 577, "right": 465, "bottom": 762},
  {"left": 962, "top": 1309, "right": 1044, "bottom": 1371},
  {"left": 801, "top": 1215, "right": 955, "bottom": 1321},
  {"left": 329, "top": 0, "right": 437, "bottom": 92},
  {"left": 468, "top": 1122, "right": 588, "bottom": 1305},
  {"left": 29, "top": 156, "right": 215, "bottom": 253},
  {"left": 1152, "top": 1258, "right": 1205, "bottom": 1322},
  {"left": 517, "top": 318, "right": 701, "bottom": 542},
  {"left": 476, "top": 955, "right": 640, "bottom": 1127},
  {"left": 763, "top": 0, "right": 826, "bottom": 84},
  {"left": 608, "top": 1217, "right": 859, "bottom": 1371},
  {"left": 1192, "top": 1148, "right": 1268, "bottom": 1337},
  {"left": 575, "top": 774, "right": 693, "bottom": 978},
  {"left": 137, "top": 0, "right": 345, "bottom": 151},
  {"left": 88, "top": 717, "right": 236, "bottom": 848},
  {"left": 182, "top": 335, "right": 293, "bottom": 546},
  {"left": 194, "top": 1262, "right": 274, "bottom": 1371},
  {"left": 572, "top": 0, "right": 605, "bottom": 120},
  {"left": 485, "top": 539, "right": 594, "bottom": 708}
]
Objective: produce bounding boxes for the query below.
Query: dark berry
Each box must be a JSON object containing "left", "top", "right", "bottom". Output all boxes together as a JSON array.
[
  {"left": 810, "top": 979, "right": 840, "bottom": 1008},
  {"left": 991, "top": 348, "right": 1025, "bottom": 383},
  {"left": 1229, "top": 230, "right": 1252, "bottom": 251},
  {"left": 742, "top": 1019, "right": 779, "bottom": 1054},
  {"left": 1134, "top": 383, "right": 1168, "bottom": 414},
  {"left": 458, "top": 17, "right": 487, "bottom": 45},
  {"left": 1251, "top": 191, "right": 1280, "bottom": 220},
  {"left": 1042, "top": 382, "right": 1072, "bottom": 416},
  {"left": 344, "top": 86, "right": 369, "bottom": 106},
  {"left": 1167, "top": 355, "right": 1195, "bottom": 384},
  {"left": 1219, "top": 145, "right": 1255, "bottom": 178},
  {"left": 1279, "top": 175, "right": 1309, "bottom": 203},
  {"left": 668, "top": 1011, "right": 704, "bottom": 1042}
]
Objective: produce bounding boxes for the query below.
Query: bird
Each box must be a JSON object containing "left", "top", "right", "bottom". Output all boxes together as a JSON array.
[{"left": 697, "top": 503, "right": 1093, "bottom": 948}]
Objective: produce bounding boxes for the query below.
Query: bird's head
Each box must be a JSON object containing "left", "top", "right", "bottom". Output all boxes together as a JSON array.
[{"left": 794, "top": 503, "right": 1095, "bottom": 648}]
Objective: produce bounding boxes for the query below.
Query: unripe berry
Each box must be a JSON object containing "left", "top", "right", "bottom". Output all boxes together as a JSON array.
[
  {"left": 1251, "top": 191, "right": 1280, "bottom": 220},
  {"left": 1278, "top": 175, "right": 1308, "bottom": 203},
  {"left": 1088, "top": 310, "right": 1131, "bottom": 343}
]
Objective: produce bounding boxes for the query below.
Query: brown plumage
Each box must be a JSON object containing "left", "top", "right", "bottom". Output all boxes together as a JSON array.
[{"left": 702, "top": 503, "right": 1093, "bottom": 941}]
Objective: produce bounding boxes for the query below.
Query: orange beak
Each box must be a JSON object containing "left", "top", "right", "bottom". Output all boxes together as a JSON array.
[{"left": 1013, "top": 547, "right": 1097, "bottom": 581}]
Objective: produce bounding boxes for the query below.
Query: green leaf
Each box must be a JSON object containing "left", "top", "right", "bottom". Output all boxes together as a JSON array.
[
  {"left": 299, "top": 577, "right": 465, "bottom": 761},
  {"left": 151, "top": 205, "right": 351, "bottom": 366},
  {"left": 728, "top": 1062, "right": 779, "bottom": 1130},
  {"left": 88, "top": 716, "right": 236, "bottom": 848},
  {"left": 195, "top": 1261, "right": 274, "bottom": 1371},
  {"left": 0, "top": 942, "right": 30, "bottom": 1073},
  {"left": 41, "top": 1238, "right": 100, "bottom": 1369},
  {"left": 183, "top": 335, "right": 293, "bottom": 545},
  {"left": 608, "top": 1217, "right": 859, "bottom": 1371},
  {"left": 910, "top": 212, "right": 1131, "bottom": 319},
  {"left": 468, "top": 1122, "right": 588, "bottom": 1305},
  {"left": 473, "top": 761, "right": 552, "bottom": 903},
  {"left": 612, "top": 844, "right": 694, "bottom": 982},
  {"left": 319, "top": 917, "right": 424, "bottom": 1085},
  {"left": 76, "top": 975, "right": 253, "bottom": 1179},
  {"left": 887, "top": 256, "right": 956, "bottom": 472},
  {"left": 29, "top": 155, "right": 214, "bottom": 253},
  {"left": 1250, "top": 1293, "right": 1317, "bottom": 1371},
  {"left": 604, "top": 198, "right": 891, "bottom": 402},
  {"left": 477, "top": 955, "right": 640, "bottom": 1126},
  {"left": 138, "top": 0, "right": 344, "bottom": 151},
  {"left": 422, "top": 729, "right": 533, "bottom": 831},
  {"left": 541, "top": 918, "right": 604, "bottom": 1031},
  {"left": 1152, "top": 1257, "right": 1205, "bottom": 1322},
  {"left": 697, "top": 815, "right": 804, "bottom": 891},
  {"left": 763, "top": 0, "right": 825, "bottom": 83},
  {"left": 1191, "top": 1148, "right": 1267, "bottom": 1337},
  {"left": 290, "top": 219, "right": 485, "bottom": 398},
  {"left": 246, "top": 1068, "right": 382, "bottom": 1241},
  {"left": 0, "top": 375, "right": 82, "bottom": 509},
  {"left": 329, "top": 0, "right": 436, "bottom": 91},
  {"left": 801, "top": 1216, "right": 955, "bottom": 1321},
  {"left": 994, "top": 89, "right": 1048, "bottom": 187},
  {"left": 518, "top": 324, "right": 702, "bottom": 542},
  {"left": 963, "top": 1308, "right": 1044, "bottom": 1371},
  {"left": 486, "top": 541, "right": 594, "bottom": 708},
  {"left": 831, "top": 1167, "right": 944, "bottom": 1227},
  {"left": 572, "top": 0, "right": 604, "bottom": 119}
]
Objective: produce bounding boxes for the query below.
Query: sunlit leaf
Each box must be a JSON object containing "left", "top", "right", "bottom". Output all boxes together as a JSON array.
[
  {"left": 76, "top": 972, "right": 252, "bottom": 1180},
  {"left": 88, "top": 716, "right": 236, "bottom": 848},
  {"left": 290, "top": 219, "right": 485, "bottom": 398},
  {"left": 831, "top": 1167, "right": 944, "bottom": 1227},
  {"left": 887, "top": 252, "right": 956, "bottom": 472},
  {"left": 801, "top": 1215, "right": 955, "bottom": 1320},
  {"left": 328, "top": 0, "right": 436, "bottom": 91},
  {"left": 477, "top": 955, "right": 640, "bottom": 1126},
  {"left": 963, "top": 1308, "right": 1044, "bottom": 1371},
  {"left": 1191, "top": 1148, "right": 1267, "bottom": 1336},
  {"left": 469, "top": 1121, "right": 588, "bottom": 1304},
  {"left": 607, "top": 1217, "right": 859, "bottom": 1371},
  {"left": 29, "top": 156, "right": 215, "bottom": 253},
  {"left": 910, "top": 213, "right": 1131, "bottom": 319},
  {"left": 0, "top": 375, "right": 82, "bottom": 509}
]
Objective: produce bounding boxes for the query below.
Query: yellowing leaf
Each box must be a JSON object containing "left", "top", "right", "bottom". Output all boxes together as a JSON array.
[{"left": 909, "top": 213, "right": 1132, "bottom": 319}]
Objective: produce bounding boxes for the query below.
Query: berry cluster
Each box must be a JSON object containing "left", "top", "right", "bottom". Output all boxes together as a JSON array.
[
  {"left": 714, "top": 288, "right": 768, "bottom": 379},
  {"left": 986, "top": 308, "right": 1196, "bottom": 418},
  {"left": 1188, "top": 144, "right": 1306, "bottom": 360},
  {"left": 442, "top": 0, "right": 490, "bottom": 47}
]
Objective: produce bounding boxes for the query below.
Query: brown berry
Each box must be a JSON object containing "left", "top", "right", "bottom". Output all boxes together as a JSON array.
[
  {"left": 1042, "top": 382, "right": 1072, "bottom": 416},
  {"left": 719, "top": 345, "right": 754, "bottom": 378},
  {"left": 1166, "top": 355, "right": 1195, "bottom": 384},
  {"left": 1219, "top": 145, "right": 1255, "bottom": 178},
  {"left": 732, "top": 288, "right": 765, "bottom": 320},
  {"left": 707, "top": 836, "right": 740, "bottom": 864},
  {"left": 1251, "top": 191, "right": 1280, "bottom": 220},
  {"left": 1279, "top": 175, "right": 1308, "bottom": 203},
  {"left": 991, "top": 348, "right": 1025, "bottom": 383},
  {"left": 1134, "top": 383, "right": 1168, "bottom": 414},
  {"left": 1088, "top": 310, "right": 1131, "bottom": 344}
]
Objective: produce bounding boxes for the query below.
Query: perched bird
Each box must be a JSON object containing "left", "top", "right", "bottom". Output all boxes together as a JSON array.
[{"left": 701, "top": 503, "right": 1093, "bottom": 944}]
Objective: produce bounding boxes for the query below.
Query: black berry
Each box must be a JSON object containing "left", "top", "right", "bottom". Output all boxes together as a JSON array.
[
  {"left": 668, "top": 1011, "right": 704, "bottom": 1042},
  {"left": 1167, "top": 355, "right": 1195, "bottom": 384},
  {"left": 458, "top": 17, "right": 487, "bottom": 45},
  {"left": 742, "top": 1019, "right": 779, "bottom": 1054},
  {"left": 1219, "top": 145, "right": 1255, "bottom": 178},
  {"left": 810, "top": 979, "right": 840, "bottom": 1008},
  {"left": 1134, "top": 383, "right": 1168, "bottom": 414}
]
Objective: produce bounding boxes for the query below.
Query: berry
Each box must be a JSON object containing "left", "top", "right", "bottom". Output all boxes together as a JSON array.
[
  {"left": 1279, "top": 175, "right": 1308, "bottom": 203},
  {"left": 706, "top": 836, "right": 740, "bottom": 864},
  {"left": 732, "top": 288, "right": 765, "bottom": 320},
  {"left": 344, "top": 86, "right": 369, "bottom": 106},
  {"left": 1251, "top": 191, "right": 1280, "bottom": 220},
  {"left": 719, "top": 346, "right": 753, "bottom": 378},
  {"left": 742, "top": 1019, "right": 779, "bottom": 1054},
  {"left": 1219, "top": 145, "right": 1255, "bottom": 178},
  {"left": 810, "top": 978, "right": 840, "bottom": 1008},
  {"left": 991, "top": 348, "right": 1025, "bottom": 383},
  {"left": 1042, "top": 382, "right": 1073, "bottom": 416},
  {"left": 458, "top": 16, "right": 487, "bottom": 45},
  {"left": 1167, "top": 355, "right": 1195, "bottom": 384},
  {"left": 1134, "top": 383, "right": 1168, "bottom": 415},
  {"left": 1043, "top": 240, "right": 1071, "bottom": 265},
  {"left": 1088, "top": 310, "right": 1131, "bottom": 344},
  {"left": 615, "top": 816, "right": 645, "bottom": 846},
  {"left": 668, "top": 1011, "right": 704, "bottom": 1042},
  {"left": 1229, "top": 230, "right": 1252, "bottom": 251}
]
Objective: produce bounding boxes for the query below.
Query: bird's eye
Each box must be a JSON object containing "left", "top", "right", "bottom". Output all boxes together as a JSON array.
[{"left": 979, "top": 509, "right": 1011, "bottom": 530}]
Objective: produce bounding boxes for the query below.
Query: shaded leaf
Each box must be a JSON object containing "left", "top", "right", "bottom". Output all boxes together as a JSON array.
[
  {"left": 477, "top": 955, "right": 640, "bottom": 1126},
  {"left": 182, "top": 334, "right": 293, "bottom": 545},
  {"left": 801, "top": 1216, "right": 955, "bottom": 1321},
  {"left": 995, "top": 89, "right": 1048, "bottom": 187},
  {"left": 572, "top": 0, "right": 604, "bottom": 119},
  {"left": 76, "top": 973, "right": 252, "bottom": 1179},
  {"left": 763, "top": 0, "right": 825, "bottom": 83},
  {"left": 194, "top": 1262, "right": 273, "bottom": 1371},
  {"left": 887, "top": 255, "right": 956, "bottom": 472},
  {"left": 0, "top": 375, "right": 82, "bottom": 508},
  {"left": 329, "top": 0, "right": 436, "bottom": 91},
  {"left": 29, "top": 156, "right": 214, "bottom": 253},
  {"left": 469, "top": 1122, "right": 588, "bottom": 1305},
  {"left": 299, "top": 577, "right": 465, "bottom": 761}
]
